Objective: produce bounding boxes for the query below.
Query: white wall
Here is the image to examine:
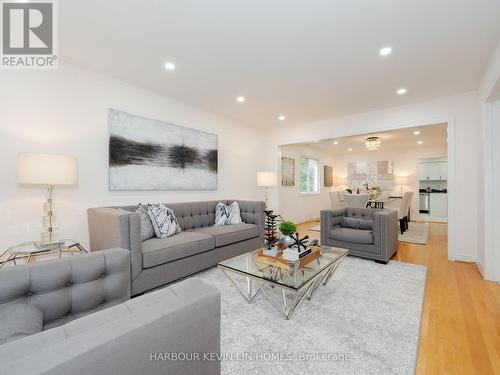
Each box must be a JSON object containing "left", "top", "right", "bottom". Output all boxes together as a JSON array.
[
  {"left": 0, "top": 63, "right": 265, "bottom": 250},
  {"left": 328, "top": 145, "right": 447, "bottom": 219},
  {"left": 268, "top": 91, "right": 480, "bottom": 262},
  {"left": 277, "top": 144, "right": 335, "bottom": 223}
]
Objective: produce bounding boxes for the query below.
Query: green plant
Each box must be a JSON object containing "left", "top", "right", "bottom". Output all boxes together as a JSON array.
[
  {"left": 279, "top": 221, "right": 297, "bottom": 236},
  {"left": 345, "top": 188, "right": 352, "bottom": 194}
]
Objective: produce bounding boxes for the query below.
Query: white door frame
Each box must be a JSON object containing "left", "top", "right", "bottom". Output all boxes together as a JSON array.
[
  {"left": 276, "top": 119, "right": 457, "bottom": 261},
  {"left": 482, "top": 100, "right": 500, "bottom": 281}
]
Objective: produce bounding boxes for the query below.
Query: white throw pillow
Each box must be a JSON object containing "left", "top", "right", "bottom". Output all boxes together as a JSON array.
[
  {"left": 214, "top": 201, "right": 242, "bottom": 226},
  {"left": 135, "top": 204, "right": 155, "bottom": 241},
  {"left": 147, "top": 204, "right": 181, "bottom": 239}
]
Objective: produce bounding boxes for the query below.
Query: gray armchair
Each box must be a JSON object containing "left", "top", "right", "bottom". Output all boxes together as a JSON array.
[
  {"left": 0, "top": 249, "right": 221, "bottom": 375},
  {"left": 320, "top": 208, "right": 398, "bottom": 264}
]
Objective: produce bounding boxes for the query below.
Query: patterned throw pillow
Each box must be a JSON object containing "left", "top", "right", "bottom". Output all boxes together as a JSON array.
[
  {"left": 135, "top": 204, "right": 155, "bottom": 241},
  {"left": 214, "top": 201, "right": 242, "bottom": 226},
  {"left": 147, "top": 204, "right": 181, "bottom": 239}
]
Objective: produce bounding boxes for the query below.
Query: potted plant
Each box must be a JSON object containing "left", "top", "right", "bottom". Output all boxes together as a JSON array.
[{"left": 279, "top": 220, "right": 297, "bottom": 248}]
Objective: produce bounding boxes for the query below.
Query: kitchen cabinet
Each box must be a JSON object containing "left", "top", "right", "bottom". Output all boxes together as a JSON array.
[
  {"left": 418, "top": 161, "right": 447, "bottom": 180},
  {"left": 430, "top": 193, "right": 447, "bottom": 217}
]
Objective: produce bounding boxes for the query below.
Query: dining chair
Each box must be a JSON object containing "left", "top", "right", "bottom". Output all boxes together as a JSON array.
[
  {"left": 397, "top": 192, "right": 412, "bottom": 234},
  {"left": 403, "top": 191, "right": 414, "bottom": 230},
  {"left": 344, "top": 193, "right": 370, "bottom": 209},
  {"left": 329, "top": 191, "right": 343, "bottom": 209}
]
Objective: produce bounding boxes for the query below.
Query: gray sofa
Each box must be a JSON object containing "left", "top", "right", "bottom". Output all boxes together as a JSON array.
[
  {"left": 88, "top": 200, "right": 265, "bottom": 295},
  {"left": 320, "top": 208, "right": 398, "bottom": 264},
  {"left": 0, "top": 248, "right": 220, "bottom": 375}
]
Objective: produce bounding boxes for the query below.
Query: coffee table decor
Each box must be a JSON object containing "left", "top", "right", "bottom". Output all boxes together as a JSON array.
[
  {"left": 263, "top": 209, "right": 279, "bottom": 256},
  {"left": 218, "top": 244, "right": 348, "bottom": 319}
]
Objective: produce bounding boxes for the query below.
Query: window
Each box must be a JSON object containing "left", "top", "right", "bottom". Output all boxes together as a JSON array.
[{"left": 299, "top": 156, "right": 320, "bottom": 193}]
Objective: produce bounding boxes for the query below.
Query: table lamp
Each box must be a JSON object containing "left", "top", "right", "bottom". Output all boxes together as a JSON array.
[
  {"left": 394, "top": 175, "right": 408, "bottom": 197},
  {"left": 335, "top": 175, "right": 347, "bottom": 189},
  {"left": 256, "top": 171, "right": 277, "bottom": 208},
  {"left": 17, "top": 153, "right": 78, "bottom": 247}
]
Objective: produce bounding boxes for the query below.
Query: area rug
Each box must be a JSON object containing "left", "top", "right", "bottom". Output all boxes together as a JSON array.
[
  {"left": 198, "top": 257, "right": 427, "bottom": 375},
  {"left": 309, "top": 225, "right": 321, "bottom": 232},
  {"left": 398, "top": 222, "right": 429, "bottom": 245}
]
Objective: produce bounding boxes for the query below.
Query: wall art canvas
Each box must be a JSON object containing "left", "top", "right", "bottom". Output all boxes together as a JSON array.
[
  {"left": 109, "top": 109, "right": 218, "bottom": 190},
  {"left": 281, "top": 157, "right": 295, "bottom": 186},
  {"left": 324, "top": 165, "right": 334, "bottom": 187},
  {"left": 347, "top": 160, "right": 394, "bottom": 190}
]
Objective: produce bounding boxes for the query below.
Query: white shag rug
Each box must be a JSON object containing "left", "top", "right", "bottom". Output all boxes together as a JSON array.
[
  {"left": 309, "top": 225, "right": 321, "bottom": 232},
  {"left": 198, "top": 257, "right": 427, "bottom": 375},
  {"left": 398, "top": 222, "right": 429, "bottom": 245}
]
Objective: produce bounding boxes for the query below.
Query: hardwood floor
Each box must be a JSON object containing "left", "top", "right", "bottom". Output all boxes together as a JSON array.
[{"left": 297, "top": 220, "right": 500, "bottom": 375}]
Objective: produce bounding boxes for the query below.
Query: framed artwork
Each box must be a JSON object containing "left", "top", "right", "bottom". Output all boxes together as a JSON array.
[
  {"left": 281, "top": 157, "right": 295, "bottom": 186},
  {"left": 109, "top": 109, "right": 218, "bottom": 190},
  {"left": 324, "top": 165, "right": 334, "bottom": 187},
  {"left": 346, "top": 160, "right": 394, "bottom": 189}
]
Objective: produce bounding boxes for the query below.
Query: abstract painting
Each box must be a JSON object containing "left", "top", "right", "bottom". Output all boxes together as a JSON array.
[
  {"left": 281, "top": 157, "right": 295, "bottom": 186},
  {"left": 324, "top": 165, "right": 333, "bottom": 187},
  {"left": 109, "top": 109, "right": 218, "bottom": 190},
  {"left": 347, "top": 160, "right": 394, "bottom": 190}
]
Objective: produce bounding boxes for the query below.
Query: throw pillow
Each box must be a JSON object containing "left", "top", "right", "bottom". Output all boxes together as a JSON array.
[
  {"left": 214, "top": 201, "right": 242, "bottom": 226},
  {"left": 135, "top": 204, "right": 155, "bottom": 241},
  {"left": 341, "top": 216, "right": 373, "bottom": 230},
  {"left": 0, "top": 303, "right": 43, "bottom": 344},
  {"left": 147, "top": 204, "right": 181, "bottom": 239}
]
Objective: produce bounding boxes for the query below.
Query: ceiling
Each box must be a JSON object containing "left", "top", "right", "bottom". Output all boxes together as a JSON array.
[
  {"left": 60, "top": 0, "right": 500, "bottom": 128},
  {"left": 301, "top": 123, "right": 448, "bottom": 154}
]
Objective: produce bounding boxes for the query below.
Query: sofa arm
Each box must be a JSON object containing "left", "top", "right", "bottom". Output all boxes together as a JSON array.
[
  {"left": 87, "top": 208, "right": 142, "bottom": 280},
  {"left": 373, "top": 209, "right": 398, "bottom": 259},
  {"left": 238, "top": 200, "right": 266, "bottom": 238},
  {"left": 320, "top": 209, "right": 346, "bottom": 245}
]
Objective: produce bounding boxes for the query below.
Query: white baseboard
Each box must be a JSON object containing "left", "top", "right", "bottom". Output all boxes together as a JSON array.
[
  {"left": 452, "top": 254, "right": 479, "bottom": 263},
  {"left": 476, "top": 260, "right": 485, "bottom": 278}
]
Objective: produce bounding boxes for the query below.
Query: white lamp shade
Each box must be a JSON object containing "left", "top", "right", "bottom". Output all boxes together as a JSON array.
[
  {"left": 335, "top": 176, "right": 347, "bottom": 186},
  {"left": 256, "top": 171, "right": 277, "bottom": 187},
  {"left": 394, "top": 175, "right": 409, "bottom": 185},
  {"left": 17, "top": 153, "right": 78, "bottom": 186}
]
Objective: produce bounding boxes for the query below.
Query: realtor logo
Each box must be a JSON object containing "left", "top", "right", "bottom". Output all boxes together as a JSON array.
[{"left": 1, "top": 0, "right": 58, "bottom": 69}]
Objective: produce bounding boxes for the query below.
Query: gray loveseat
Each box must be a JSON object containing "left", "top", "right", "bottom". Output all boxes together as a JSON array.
[
  {"left": 88, "top": 200, "right": 265, "bottom": 295},
  {"left": 0, "top": 248, "right": 220, "bottom": 375},
  {"left": 320, "top": 208, "right": 398, "bottom": 264}
]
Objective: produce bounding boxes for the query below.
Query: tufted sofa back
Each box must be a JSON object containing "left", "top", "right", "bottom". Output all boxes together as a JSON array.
[
  {"left": 346, "top": 207, "right": 381, "bottom": 220},
  {"left": 118, "top": 200, "right": 265, "bottom": 234},
  {"left": 0, "top": 248, "right": 130, "bottom": 329}
]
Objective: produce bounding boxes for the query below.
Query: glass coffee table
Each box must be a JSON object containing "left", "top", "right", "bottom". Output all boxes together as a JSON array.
[{"left": 218, "top": 246, "right": 348, "bottom": 319}]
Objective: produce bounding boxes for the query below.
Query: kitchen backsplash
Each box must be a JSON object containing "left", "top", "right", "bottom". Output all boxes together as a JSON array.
[{"left": 419, "top": 180, "right": 448, "bottom": 190}]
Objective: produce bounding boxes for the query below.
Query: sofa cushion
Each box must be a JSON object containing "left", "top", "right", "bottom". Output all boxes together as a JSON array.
[
  {"left": 141, "top": 231, "right": 215, "bottom": 268},
  {"left": 147, "top": 204, "right": 181, "bottom": 239},
  {"left": 341, "top": 216, "right": 374, "bottom": 230},
  {"left": 195, "top": 223, "right": 259, "bottom": 247},
  {"left": 330, "top": 227, "right": 374, "bottom": 244},
  {"left": 0, "top": 303, "right": 43, "bottom": 344}
]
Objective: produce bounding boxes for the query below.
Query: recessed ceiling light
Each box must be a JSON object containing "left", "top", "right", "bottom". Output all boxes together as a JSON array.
[
  {"left": 236, "top": 96, "right": 245, "bottom": 103},
  {"left": 348, "top": 148, "right": 353, "bottom": 152},
  {"left": 164, "top": 62, "right": 175, "bottom": 71},
  {"left": 333, "top": 141, "right": 339, "bottom": 145},
  {"left": 278, "top": 115, "right": 286, "bottom": 121},
  {"left": 397, "top": 88, "right": 407, "bottom": 95},
  {"left": 417, "top": 141, "right": 423, "bottom": 145},
  {"left": 379, "top": 47, "right": 392, "bottom": 56},
  {"left": 413, "top": 131, "right": 420, "bottom": 135}
]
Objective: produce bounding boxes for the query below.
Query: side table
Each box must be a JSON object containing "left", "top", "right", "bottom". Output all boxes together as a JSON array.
[{"left": 0, "top": 239, "right": 87, "bottom": 269}]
